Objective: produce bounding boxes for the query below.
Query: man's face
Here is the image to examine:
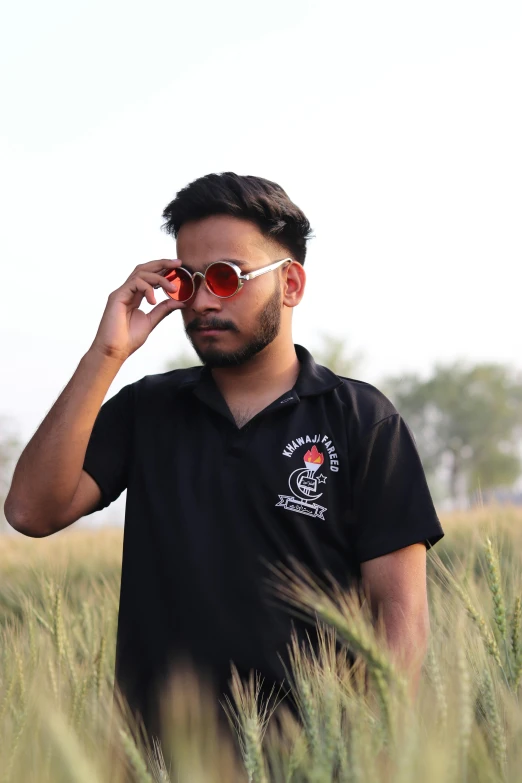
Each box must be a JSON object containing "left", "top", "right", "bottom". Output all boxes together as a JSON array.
[{"left": 176, "top": 215, "right": 287, "bottom": 368}]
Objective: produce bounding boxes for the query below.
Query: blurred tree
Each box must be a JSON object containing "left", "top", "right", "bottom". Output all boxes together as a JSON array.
[
  {"left": 310, "top": 333, "right": 365, "bottom": 378},
  {"left": 163, "top": 347, "right": 201, "bottom": 371},
  {"left": 380, "top": 361, "right": 522, "bottom": 506},
  {"left": 0, "top": 417, "right": 22, "bottom": 532}
]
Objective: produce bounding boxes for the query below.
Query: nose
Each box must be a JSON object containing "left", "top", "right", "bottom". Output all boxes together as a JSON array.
[{"left": 188, "top": 272, "right": 221, "bottom": 313}]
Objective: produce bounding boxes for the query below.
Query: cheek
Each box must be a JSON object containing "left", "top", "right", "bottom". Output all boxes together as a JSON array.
[
  {"left": 223, "top": 284, "right": 261, "bottom": 313},
  {"left": 234, "top": 289, "right": 267, "bottom": 326},
  {"left": 243, "top": 280, "right": 273, "bottom": 309}
]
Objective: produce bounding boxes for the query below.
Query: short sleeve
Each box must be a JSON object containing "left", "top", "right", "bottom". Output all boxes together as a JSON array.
[
  {"left": 351, "top": 413, "right": 444, "bottom": 563},
  {"left": 82, "top": 383, "right": 134, "bottom": 514}
]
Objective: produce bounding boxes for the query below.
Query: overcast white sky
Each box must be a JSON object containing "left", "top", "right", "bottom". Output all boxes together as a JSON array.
[{"left": 1, "top": 1, "right": 521, "bottom": 520}]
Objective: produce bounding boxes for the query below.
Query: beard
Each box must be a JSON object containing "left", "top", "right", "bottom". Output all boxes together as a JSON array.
[{"left": 185, "top": 280, "right": 282, "bottom": 368}]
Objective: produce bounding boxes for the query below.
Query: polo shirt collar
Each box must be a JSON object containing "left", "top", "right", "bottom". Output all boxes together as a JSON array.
[
  {"left": 293, "top": 344, "right": 344, "bottom": 397},
  {"left": 188, "top": 344, "right": 342, "bottom": 417}
]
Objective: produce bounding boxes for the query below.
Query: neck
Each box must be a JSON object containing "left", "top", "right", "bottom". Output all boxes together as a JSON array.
[{"left": 209, "top": 335, "right": 300, "bottom": 399}]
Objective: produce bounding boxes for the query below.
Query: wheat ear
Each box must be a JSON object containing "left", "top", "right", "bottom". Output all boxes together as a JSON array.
[{"left": 484, "top": 537, "right": 507, "bottom": 639}]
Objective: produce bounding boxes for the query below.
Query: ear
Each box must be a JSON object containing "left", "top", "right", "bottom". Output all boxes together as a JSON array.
[{"left": 282, "top": 261, "right": 306, "bottom": 308}]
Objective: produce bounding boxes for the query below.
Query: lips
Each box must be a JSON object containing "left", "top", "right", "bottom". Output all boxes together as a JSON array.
[{"left": 193, "top": 328, "right": 229, "bottom": 338}]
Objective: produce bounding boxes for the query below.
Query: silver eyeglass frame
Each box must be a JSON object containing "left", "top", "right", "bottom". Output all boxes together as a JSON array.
[{"left": 154, "top": 257, "right": 293, "bottom": 300}]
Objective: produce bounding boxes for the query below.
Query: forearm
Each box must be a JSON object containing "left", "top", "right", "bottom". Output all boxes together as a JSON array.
[
  {"left": 380, "top": 598, "right": 430, "bottom": 699},
  {"left": 4, "top": 348, "right": 123, "bottom": 531}
]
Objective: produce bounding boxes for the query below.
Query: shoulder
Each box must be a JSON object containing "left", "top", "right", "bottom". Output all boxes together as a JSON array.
[{"left": 328, "top": 372, "right": 400, "bottom": 439}]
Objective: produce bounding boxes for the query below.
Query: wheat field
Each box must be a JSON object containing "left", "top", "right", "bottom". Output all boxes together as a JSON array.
[{"left": 1, "top": 504, "right": 522, "bottom": 782}]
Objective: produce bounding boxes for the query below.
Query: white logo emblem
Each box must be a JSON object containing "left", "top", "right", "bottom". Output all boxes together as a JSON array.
[{"left": 276, "top": 445, "right": 328, "bottom": 520}]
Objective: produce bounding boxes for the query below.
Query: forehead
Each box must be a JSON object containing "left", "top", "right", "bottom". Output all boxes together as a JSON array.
[{"left": 176, "top": 215, "right": 277, "bottom": 267}]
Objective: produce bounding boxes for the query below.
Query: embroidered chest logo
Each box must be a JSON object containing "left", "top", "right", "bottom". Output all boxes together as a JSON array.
[{"left": 276, "top": 435, "right": 338, "bottom": 521}]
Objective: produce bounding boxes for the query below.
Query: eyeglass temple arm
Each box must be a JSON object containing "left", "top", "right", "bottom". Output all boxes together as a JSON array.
[{"left": 241, "top": 257, "right": 292, "bottom": 281}]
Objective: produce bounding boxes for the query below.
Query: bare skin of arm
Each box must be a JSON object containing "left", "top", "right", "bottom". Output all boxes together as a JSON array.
[
  {"left": 360, "top": 542, "right": 430, "bottom": 699},
  {"left": 4, "top": 259, "right": 185, "bottom": 537}
]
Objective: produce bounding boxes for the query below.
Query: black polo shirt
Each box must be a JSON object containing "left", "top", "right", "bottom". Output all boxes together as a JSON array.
[{"left": 83, "top": 343, "right": 444, "bottom": 733}]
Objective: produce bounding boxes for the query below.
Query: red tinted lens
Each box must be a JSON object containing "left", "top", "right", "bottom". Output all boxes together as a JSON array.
[
  {"left": 164, "top": 268, "right": 194, "bottom": 301},
  {"left": 205, "top": 263, "right": 239, "bottom": 297}
]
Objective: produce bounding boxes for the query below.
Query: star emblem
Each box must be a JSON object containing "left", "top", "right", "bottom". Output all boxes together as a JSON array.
[{"left": 317, "top": 474, "right": 327, "bottom": 484}]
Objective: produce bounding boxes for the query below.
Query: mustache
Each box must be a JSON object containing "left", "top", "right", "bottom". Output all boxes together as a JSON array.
[{"left": 186, "top": 317, "right": 238, "bottom": 332}]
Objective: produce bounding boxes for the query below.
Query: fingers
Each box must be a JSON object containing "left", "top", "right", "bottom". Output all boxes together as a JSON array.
[
  {"left": 116, "top": 264, "right": 181, "bottom": 307},
  {"left": 137, "top": 270, "right": 180, "bottom": 296},
  {"left": 109, "top": 258, "right": 185, "bottom": 310},
  {"left": 109, "top": 276, "right": 149, "bottom": 307},
  {"left": 147, "top": 296, "right": 186, "bottom": 332},
  {"left": 127, "top": 258, "right": 182, "bottom": 285}
]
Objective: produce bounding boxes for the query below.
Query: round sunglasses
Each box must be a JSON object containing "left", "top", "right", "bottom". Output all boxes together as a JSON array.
[{"left": 154, "top": 257, "right": 292, "bottom": 302}]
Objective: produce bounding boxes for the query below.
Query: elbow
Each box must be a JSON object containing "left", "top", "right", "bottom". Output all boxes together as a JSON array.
[{"left": 3, "top": 496, "right": 56, "bottom": 538}]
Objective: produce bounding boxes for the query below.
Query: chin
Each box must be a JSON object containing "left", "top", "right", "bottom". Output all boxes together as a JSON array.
[
  {"left": 199, "top": 338, "right": 276, "bottom": 368},
  {"left": 198, "top": 348, "right": 248, "bottom": 368}
]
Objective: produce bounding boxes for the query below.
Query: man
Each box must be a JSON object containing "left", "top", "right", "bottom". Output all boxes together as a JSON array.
[{"left": 5, "top": 172, "right": 444, "bottom": 740}]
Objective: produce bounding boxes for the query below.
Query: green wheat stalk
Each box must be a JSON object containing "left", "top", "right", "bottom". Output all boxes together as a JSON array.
[
  {"left": 513, "top": 653, "right": 522, "bottom": 691},
  {"left": 484, "top": 537, "right": 507, "bottom": 639},
  {"left": 427, "top": 644, "right": 447, "bottom": 730},
  {"left": 456, "top": 643, "right": 472, "bottom": 783},
  {"left": 320, "top": 677, "right": 337, "bottom": 775},
  {"left": 1, "top": 707, "right": 27, "bottom": 783},
  {"left": 284, "top": 730, "right": 307, "bottom": 783},
  {"left": 510, "top": 596, "right": 521, "bottom": 658},
  {"left": 481, "top": 667, "right": 507, "bottom": 778},
  {"left": 94, "top": 635, "right": 106, "bottom": 700},
  {"left": 52, "top": 587, "right": 65, "bottom": 661},
  {"left": 26, "top": 603, "right": 38, "bottom": 673},
  {"left": 0, "top": 671, "right": 16, "bottom": 725},
  {"left": 47, "top": 657, "right": 59, "bottom": 703},
  {"left": 14, "top": 647, "right": 25, "bottom": 713},
  {"left": 221, "top": 665, "right": 277, "bottom": 783},
  {"left": 297, "top": 677, "right": 319, "bottom": 760},
  {"left": 118, "top": 727, "right": 155, "bottom": 783},
  {"left": 447, "top": 573, "right": 503, "bottom": 668},
  {"left": 71, "top": 673, "right": 89, "bottom": 730}
]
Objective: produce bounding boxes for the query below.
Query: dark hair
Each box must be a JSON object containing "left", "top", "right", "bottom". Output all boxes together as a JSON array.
[{"left": 161, "top": 172, "right": 313, "bottom": 265}]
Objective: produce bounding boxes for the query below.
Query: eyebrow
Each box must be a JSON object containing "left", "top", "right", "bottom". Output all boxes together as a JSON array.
[{"left": 181, "top": 258, "right": 247, "bottom": 273}]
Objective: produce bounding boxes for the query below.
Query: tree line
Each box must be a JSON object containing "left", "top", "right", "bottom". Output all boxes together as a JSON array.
[{"left": 312, "top": 334, "right": 522, "bottom": 509}]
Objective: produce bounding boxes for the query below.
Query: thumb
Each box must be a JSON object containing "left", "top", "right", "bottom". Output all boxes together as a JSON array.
[{"left": 147, "top": 298, "right": 184, "bottom": 331}]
